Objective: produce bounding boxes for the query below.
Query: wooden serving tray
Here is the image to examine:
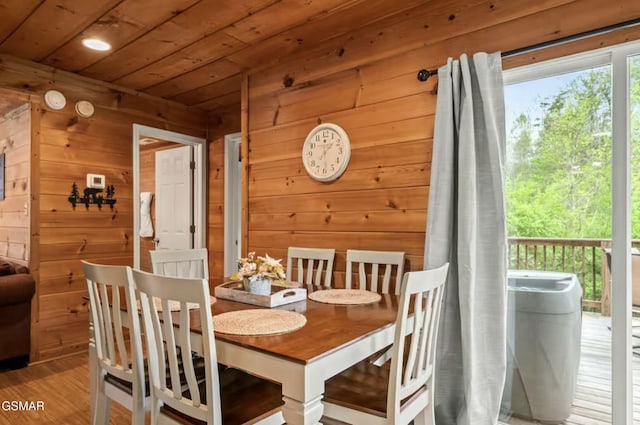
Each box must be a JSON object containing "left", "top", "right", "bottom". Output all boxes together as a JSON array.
[{"left": 214, "top": 281, "right": 307, "bottom": 308}]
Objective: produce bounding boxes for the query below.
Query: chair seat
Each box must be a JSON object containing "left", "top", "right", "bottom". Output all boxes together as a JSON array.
[
  {"left": 160, "top": 367, "right": 283, "bottom": 424},
  {"left": 324, "top": 360, "right": 390, "bottom": 417},
  {"left": 105, "top": 353, "right": 209, "bottom": 397},
  {"left": 324, "top": 360, "right": 427, "bottom": 418}
]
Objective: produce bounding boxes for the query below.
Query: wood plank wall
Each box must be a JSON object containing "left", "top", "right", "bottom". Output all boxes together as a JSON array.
[
  {"left": 239, "top": 0, "right": 640, "bottom": 288},
  {"left": 0, "top": 103, "right": 30, "bottom": 265},
  {"left": 0, "top": 54, "right": 206, "bottom": 362}
]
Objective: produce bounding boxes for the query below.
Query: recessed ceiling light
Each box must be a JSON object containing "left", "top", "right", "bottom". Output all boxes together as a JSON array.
[{"left": 82, "top": 38, "right": 111, "bottom": 51}]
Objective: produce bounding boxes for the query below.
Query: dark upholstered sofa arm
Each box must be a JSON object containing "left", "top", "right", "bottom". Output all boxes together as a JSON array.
[
  {"left": 0, "top": 273, "right": 36, "bottom": 306},
  {"left": 0, "top": 261, "right": 35, "bottom": 364}
]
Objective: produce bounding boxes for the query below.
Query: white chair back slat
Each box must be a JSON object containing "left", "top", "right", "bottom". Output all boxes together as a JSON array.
[
  {"left": 417, "top": 290, "right": 435, "bottom": 375},
  {"left": 306, "top": 259, "right": 315, "bottom": 284},
  {"left": 98, "top": 283, "right": 117, "bottom": 363},
  {"left": 402, "top": 294, "right": 421, "bottom": 385},
  {"left": 286, "top": 247, "right": 336, "bottom": 287},
  {"left": 314, "top": 261, "right": 325, "bottom": 284},
  {"left": 382, "top": 264, "right": 393, "bottom": 294},
  {"left": 88, "top": 281, "right": 107, "bottom": 364},
  {"left": 132, "top": 269, "right": 222, "bottom": 424},
  {"left": 358, "top": 263, "right": 367, "bottom": 289},
  {"left": 150, "top": 248, "right": 209, "bottom": 279},
  {"left": 179, "top": 305, "right": 201, "bottom": 407},
  {"left": 111, "top": 288, "right": 130, "bottom": 370},
  {"left": 425, "top": 287, "right": 443, "bottom": 377},
  {"left": 387, "top": 264, "right": 448, "bottom": 419},
  {"left": 295, "top": 258, "right": 304, "bottom": 283},
  {"left": 371, "top": 264, "right": 379, "bottom": 292},
  {"left": 346, "top": 250, "right": 405, "bottom": 294},
  {"left": 82, "top": 261, "right": 146, "bottom": 424},
  {"left": 162, "top": 298, "right": 184, "bottom": 399}
]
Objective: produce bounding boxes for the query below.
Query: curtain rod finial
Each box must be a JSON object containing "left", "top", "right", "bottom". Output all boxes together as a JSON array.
[{"left": 417, "top": 69, "right": 437, "bottom": 82}]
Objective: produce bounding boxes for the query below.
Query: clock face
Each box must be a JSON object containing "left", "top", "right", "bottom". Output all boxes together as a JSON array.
[{"left": 302, "top": 123, "right": 351, "bottom": 182}]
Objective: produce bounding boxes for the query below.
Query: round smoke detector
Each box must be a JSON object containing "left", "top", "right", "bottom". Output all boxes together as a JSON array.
[
  {"left": 75, "top": 100, "right": 95, "bottom": 118},
  {"left": 44, "top": 90, "right": 66, "bottom": 110}
]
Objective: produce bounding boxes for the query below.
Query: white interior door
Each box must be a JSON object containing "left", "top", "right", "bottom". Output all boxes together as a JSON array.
[{"left": 155, "top": 145, "right": 192, "bottom": 250}]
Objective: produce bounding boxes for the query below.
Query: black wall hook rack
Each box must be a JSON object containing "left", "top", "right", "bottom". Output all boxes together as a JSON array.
[{"left": 68, "top": 182, "right": 117, "bottom": 210}]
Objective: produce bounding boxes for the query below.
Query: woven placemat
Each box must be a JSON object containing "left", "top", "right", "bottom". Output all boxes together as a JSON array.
[
  {"left": 214, "top": 309, "right": 306, "bottom": 336},
  {"left": 137, "top": 296, "right": 216, "bottom": 312},
  {"left": 308, "top": 289, "right": 381, "bottom": 305}
]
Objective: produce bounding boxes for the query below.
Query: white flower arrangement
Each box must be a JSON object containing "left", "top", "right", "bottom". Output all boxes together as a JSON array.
[{"left": 231, "top": 252, "right": 286, "bottom": 284}]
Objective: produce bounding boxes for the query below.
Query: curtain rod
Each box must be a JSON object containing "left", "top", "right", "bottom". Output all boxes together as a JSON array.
[{"left": 416, "top": 17, "right": 640, "bottom": 82}]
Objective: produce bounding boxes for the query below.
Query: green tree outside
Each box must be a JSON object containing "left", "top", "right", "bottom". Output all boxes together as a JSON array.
[{"left": 505, "top": 57, "right": 640, "bottom": 304}]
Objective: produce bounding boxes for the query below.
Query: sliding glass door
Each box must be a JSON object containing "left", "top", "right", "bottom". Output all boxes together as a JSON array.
[{"left": 503, "top": 39, "right": 640, "bottom": 425}]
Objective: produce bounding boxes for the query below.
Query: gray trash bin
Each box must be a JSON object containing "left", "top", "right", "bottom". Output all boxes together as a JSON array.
[{"left": 500, "top": 270, "right": 582, "bottom": 424}]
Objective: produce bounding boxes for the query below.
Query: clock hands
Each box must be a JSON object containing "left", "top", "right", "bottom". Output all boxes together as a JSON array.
[
  {"left": 318, "top": 143, "right": 333, "bottom": 160},
  {"left": 318, "top": 143, "right": 333, "bottom": 170}
]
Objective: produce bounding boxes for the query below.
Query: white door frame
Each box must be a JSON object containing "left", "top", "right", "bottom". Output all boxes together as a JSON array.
[
  {"left": 224, "top": 132, "right": 242, "bottom": 276},
  {"left": 504, "top": 38, "right": 640, "bottom": 425},
  {"left": 132, "top": 124, "right": 207, "bottom": 269}
]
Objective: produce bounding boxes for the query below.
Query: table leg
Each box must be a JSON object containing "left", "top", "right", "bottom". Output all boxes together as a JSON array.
[{"left": 282, "top": 394, "right": 324, "bottom": 425}]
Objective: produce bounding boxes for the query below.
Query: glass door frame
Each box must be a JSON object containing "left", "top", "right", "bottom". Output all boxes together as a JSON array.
[{"left": 504, "top": 38, "right": 640, "bottom": 425}]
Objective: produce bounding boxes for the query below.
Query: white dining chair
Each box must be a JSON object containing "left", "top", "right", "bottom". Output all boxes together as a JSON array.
[
  {"left": 286, "top": 246, "right": 336, "bottom": 287},
  {"left": 150, "top": 248, "right": 209, "bottom": 279},
  {"left": 346, "top": 249, "right": 405, "bottom": 294},
  {"left": 82, "top": 261, "right": 147, "bottom": 425},
  {"left": 131, "top": 269, "right": 284, "bottom": 425},
  {"left": 322, "top": 263, "right": 449, "bottom": 425}
]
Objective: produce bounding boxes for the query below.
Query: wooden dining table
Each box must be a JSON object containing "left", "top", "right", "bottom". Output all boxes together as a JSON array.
[
  {"left": 89, "top": 287, "right": 400, "bottom": 425},
  {"left": 196, "top": 289, "right": 400, "bottom": 425}
]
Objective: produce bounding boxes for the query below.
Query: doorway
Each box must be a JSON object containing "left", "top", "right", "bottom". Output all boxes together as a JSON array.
[
  {"left": 224, "top": 133, "right": 242, "bottom": 276},
  {"left": 503, "top": 39, "right": 640, "bottom": 424},
  {"left": 132, "top": 124, "right": 206, "bottom": 270}
]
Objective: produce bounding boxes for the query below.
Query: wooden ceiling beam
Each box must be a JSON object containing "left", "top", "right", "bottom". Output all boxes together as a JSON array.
[{"left": 0, "top": 54, "right": 206, "bottom": 130}]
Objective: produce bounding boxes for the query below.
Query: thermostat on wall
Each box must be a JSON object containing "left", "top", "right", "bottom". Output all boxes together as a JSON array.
[{"left": 86, "top": 174, "right": 106, "bottom": 189}]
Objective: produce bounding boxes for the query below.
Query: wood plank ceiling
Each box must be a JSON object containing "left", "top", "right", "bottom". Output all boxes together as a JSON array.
[{"left": 0, "top": 0, "right": 427, "bottom": 112}]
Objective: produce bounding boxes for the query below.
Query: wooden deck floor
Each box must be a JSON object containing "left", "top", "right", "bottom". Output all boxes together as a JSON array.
[
  {"left": 503, "top": 312, "right": 640, "bottom": 425},
  {"left": 0, "top": 313, "right": 637, "bottom": 425}
]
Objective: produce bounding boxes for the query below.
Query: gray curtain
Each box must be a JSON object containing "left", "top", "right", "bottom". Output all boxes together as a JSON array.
[{"left": 423, "top": 52, "right": 507, "bottom": 425}]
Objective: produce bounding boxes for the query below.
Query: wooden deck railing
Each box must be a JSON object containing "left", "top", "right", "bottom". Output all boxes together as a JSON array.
[{"left": 507, "top": 237, "right": 637, "bottom": 315}]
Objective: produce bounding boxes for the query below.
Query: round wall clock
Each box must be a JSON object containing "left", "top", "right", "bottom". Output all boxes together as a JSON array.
[{"left": 302, "top": 123, "right": 351, "bottom": 182}]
